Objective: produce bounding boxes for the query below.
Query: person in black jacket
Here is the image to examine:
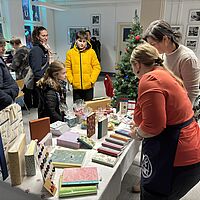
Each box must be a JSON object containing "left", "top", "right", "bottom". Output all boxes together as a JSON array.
[
  {"left": 29, "top": 26, "right": 49, "bottom": 108},
  {"left": 37, "top": 61, "right": 67, "bottom": 123},
  {"left": 0, "top": 37, "right": 19, "bottom": 110}
]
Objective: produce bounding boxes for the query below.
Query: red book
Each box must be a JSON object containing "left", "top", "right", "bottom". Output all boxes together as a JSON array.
[
  {"left": 102, "top": 141, "right": 125, "bottom": 151},
  {"left": 97, "top": 146, "right": 122, "bottom": 157},
  {"left": 62, "top": 167, "right": 99, "bottom": 186}
]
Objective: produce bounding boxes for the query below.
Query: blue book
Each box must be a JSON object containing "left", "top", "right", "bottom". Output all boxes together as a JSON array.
[{"left": 0, "top": 134, "right": 8, "bottom": 180}]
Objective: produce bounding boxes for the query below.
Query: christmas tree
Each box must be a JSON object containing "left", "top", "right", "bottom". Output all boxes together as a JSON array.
[{"left": 112, "top": 11, "right": 143, "bottom": 107}]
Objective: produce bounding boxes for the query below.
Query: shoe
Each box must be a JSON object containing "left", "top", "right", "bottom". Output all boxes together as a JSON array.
[{"left": 132, "top": 183, "right": 141, "bottom": 193}]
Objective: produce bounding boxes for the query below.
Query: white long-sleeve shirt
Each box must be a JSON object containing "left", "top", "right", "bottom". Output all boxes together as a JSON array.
[{"left": 164, "top": 45, "right": 200, "bottom": 105}]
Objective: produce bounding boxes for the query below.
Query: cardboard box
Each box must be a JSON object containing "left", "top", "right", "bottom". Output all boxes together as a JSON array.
[{"left": 85, "top": 97, "right": 111, "bottom": 111}]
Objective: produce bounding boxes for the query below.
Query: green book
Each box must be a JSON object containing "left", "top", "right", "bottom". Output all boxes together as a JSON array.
[
  {"left": 50, "top": 149, "right": 86, "bottom": 168},
  {"left": 59, "top": 176, "right": 97, "bottom": 198}
]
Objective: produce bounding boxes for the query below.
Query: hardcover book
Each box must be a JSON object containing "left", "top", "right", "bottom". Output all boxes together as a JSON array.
[
  {"left": 50, "top": 149, "right": 86, "bottom": 168},
  {"left": 110, "top": 133, "right": 132, "bottom": 142},
  {"left": 102, "top": 141, "right": 125, "bottom": 151},
  {"left": 62, "top": 167, "right": 99, "bottom": 186},
  {"left": 50, "top": 121, "right": 70, "bottom": 136},
  {"left": 57, "top": 131, "right": 80, "bottom": 149},
  {"left": 115, "top": 129, "right": 131, "bottom": 138},
  {"left": 105, "top": 137, "right": 128, "bottom": 146},
  {"left": 59, "top": 176, "right": 97, "bottom": 198},
  {"left": 87, "top": 112, "right": 96, "bottom": 138},
  {"left": 97, "top": 146, "right": 122, "bottom": 157},
  {"left": 29, "top": 117, "right": 50, "bottom": 142},
  {"left": 97, "top": 117, "right": 108, "bottom": 139},
  {"left": 8, "top": 133, "right": 26, "bottom": 186},
  {"left": 25, "top": 140, "right": 37, "bottom": 176},
  {"left": 77, "top": 135, "right": 95, "bottom": 149},
  {"left": 92, "top": 152, "right": 118, "bottom": 167}
]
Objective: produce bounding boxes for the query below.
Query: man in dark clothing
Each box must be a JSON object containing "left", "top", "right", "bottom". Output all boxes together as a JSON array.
[
  {"left": 86, "top": 30, "right": 101, "bottom": 62},
  {"left": 0, "top": 38, "right": 19, "bottom": 111}
]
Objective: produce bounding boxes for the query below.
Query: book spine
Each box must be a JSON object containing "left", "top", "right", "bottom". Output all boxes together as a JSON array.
[
  {"left": 62, "top": 180, "right": 99, "bottom": 186},
  {"left": 57, "top": 140, "right": 80, "bottom": 149},
  {"left": 110, "top": 134, "right": 130, "bottom": 142},
  {"left": 102, "top": 142, "right": 123, "bottom": 151},
  {"left": 115, "top": 129, "right": 131, "bottom": 138},
  {"left": 105, "top": 137, "right": 126, "bottom": 146},
  {"left": 8, "top": 152, "right": 21, "bottom": 186},
  {"left": 92, "top": 158, "right": 114, "bottom": 167},
  {"left": 97, "top": 148, "right": 119, "bottom": 157}
]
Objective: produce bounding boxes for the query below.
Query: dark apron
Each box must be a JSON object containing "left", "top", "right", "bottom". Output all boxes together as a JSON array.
[{"left": 141, "top": 117, "right": 194, "bottom": 196}]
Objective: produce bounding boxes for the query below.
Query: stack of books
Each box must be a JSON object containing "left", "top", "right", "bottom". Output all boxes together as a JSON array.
[{"left": 58, "top": 167, "right": 99, "bottom": 197}]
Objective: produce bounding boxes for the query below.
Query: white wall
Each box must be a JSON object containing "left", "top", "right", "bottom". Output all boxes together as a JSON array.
[
  {"left": 164, "top": 0, "right": 200, "bottom": 59},
  {"left": 54, "top": 2, "right": 141, "bottom": 73}
]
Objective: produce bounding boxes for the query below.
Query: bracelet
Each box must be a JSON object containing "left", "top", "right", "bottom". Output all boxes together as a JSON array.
[{"left": 135, "top": 127, "right": 143, "bottom": 141}]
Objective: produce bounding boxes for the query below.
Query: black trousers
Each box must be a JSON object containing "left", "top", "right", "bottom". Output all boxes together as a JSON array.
[
  {"left": 141, "top": 162, "right": 200, "bottom": 200},
  {"left": 73, "top": 88, "right": 94, "bottom": 102}
]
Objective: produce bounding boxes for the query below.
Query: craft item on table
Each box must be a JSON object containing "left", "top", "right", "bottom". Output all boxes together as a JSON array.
[
  {"left": 80, "top": 115, "right": 87, "bottom": 130},
  {"left": 64, "top": 115, "right": 77, "bottom": 128},
  {"left": 127, "top": 100, "right": 136, "bottom": 111},
  {"left": 8, "top": 133, "right": 26, "bottom": 186},
  {"left": 77, "top": 135, "right": 95, "bottom": 149},
  {"left": 29, "top": 117, "right": 50, "bottom": 142},
  {"left": 110, "top": 133, "right": 132, "bottom": 142},
  {"left": 85, "top": 97, "right": 111, "bottom": 111},
  {"left": 0, "top": 133, "right": 8, "bottom": 180},
  {"left": 102, "top": 141, "right": 125, "bottom": 151},
  {"left": 119, "top": 101, "right": 128, "bottom": 115},
  {"left": 107, "top": 122, "right": 115, "bottom": 131},
  {"left": 97, "top": 117, "right": 108, "bottom": 139},
  {"left": 57, "top": 131, "right": 80, "bottom": 149},
  {"left": 62, "top": 167, "right": 99, "bottom": 186},
  {"left": 87, "top": 112, "right": 96, "bottom": 138},
  {"left": 97, "top": 146, "right": 122, "bottom": 157},
  {"left": 39, "top": 132, "right": 53, "bottom": 147},
  {"left": 92, "top": 152, "right": 119, "bottom": 167},
  {"left": 59, "top": 175, "right": 97, "bottom": 198},
  {"left": 50, "top": 121, "right": 70, "bottom": 136},
  {"left": 115, "top": 129, "right": 132, "bottom": 138},
  {"left": 50, "top": 149, "right": 86, "bottom": 168},
  {"left": 105, "top": 137, "right": 128, "bottom": 146},
  {"left": 37, "top": 144, "right": 57, "bottom": 196},
  {"left": 25, "top": 140, "right": 37, "bottom": 176}
]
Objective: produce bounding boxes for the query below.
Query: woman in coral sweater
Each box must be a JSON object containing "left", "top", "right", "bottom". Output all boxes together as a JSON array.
[{"left": 129, "top": 43, "right": 200, "bottom": 200}]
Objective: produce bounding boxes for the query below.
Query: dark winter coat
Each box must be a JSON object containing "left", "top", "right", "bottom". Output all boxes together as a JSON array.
[
  {"left": 29, "top": 42, "right": 49, "bottom": 81},
  {"left": 38, "top": 85, "right": 64, "bottom": 123},
  {"left": 9, "top": 46, "right": 30, "bottom": 80},
  {"left": 0, "top": 57, "right": 19, "bottom": 111}
]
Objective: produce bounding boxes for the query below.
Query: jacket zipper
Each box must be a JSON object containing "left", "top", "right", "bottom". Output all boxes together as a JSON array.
[{"left": 79, "top": 52, "right": 83, "bottom": 89}]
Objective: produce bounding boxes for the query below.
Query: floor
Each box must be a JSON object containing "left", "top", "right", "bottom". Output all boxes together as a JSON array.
[{"left": 21, "top": 77, "right": 200, "bottom": 200}]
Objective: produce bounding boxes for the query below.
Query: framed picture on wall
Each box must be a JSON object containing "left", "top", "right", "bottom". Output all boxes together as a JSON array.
[
  {"left": 185, "top": 39, "right": 198, "bottom": 51},
  {"left": 92, "top": 27, "right": 100, "bottom": 37},
  {"left": 24, "top": 25, "right": 32, "bottom": 48},
  {"left": 171, "top": 25, "right": 183, "bottom": 33},
  {"left": 67, "top": 26, "right": 88, "bottom": 44},
  {"left": 91, "top": 14, "right": 100, "bottom": 25},
  {"left": 189, "top": 9, "right": 200, "bottom": 23},
  {"left": 186, "top": 25, "right": 200, "bottom": 38},
  {"left": 32, "top": 0, "right": 40, "bottom": 22},
  {"left": 22, "top": 0, "right": 31, "bottom": 20}
]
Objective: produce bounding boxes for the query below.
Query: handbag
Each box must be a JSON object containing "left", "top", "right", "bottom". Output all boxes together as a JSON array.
[
  {"left": 24, "top": 67, "right": 34, "bottom": 90},
  {"left": 24, "top": 60, "right": 49, "bottom": 90}
]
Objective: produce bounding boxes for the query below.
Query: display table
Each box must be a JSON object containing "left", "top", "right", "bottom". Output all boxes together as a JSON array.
[{"left": 14, "top": 124, "right": 141, "bottom": 200}]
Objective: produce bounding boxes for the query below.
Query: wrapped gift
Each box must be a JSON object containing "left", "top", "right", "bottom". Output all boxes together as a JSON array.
[{"left": 64, "top": 115, "right": 77, "bottom": 128}]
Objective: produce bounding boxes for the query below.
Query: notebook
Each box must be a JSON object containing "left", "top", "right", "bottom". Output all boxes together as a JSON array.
[
  {"left": 50, "top": 121, "right": 70, "bottom": 136},
  {"left": 87, "top": 112, "right": 96, "bottom": 138},
  {"left": 97, "top": 117, "right": 108, "bottom": 139},
  {"left": 29, "top": 117, "right": 50, "bottom": 142},
  {"left": 50, "top": 149, "right": 86, "bottom": 168},
  {"left": 97, "top": 146, "right": 122, "bottom": 157},
  {"left": 77, "top": 135, "right": 96, "bottom": 149},
  {"left": 115, "top": 129, "right": 131, "bottom": 138},
  {"left": 62, "top": 167, "right": 99, "bottom": 186},
  {"left": 102, "top": 141, "right": 125, "bottom": 151},
  {"left": 92, "top": 152, "right": 118, "bottom": 167},
  {"left": 59, "top": 176, "right": 97, "bottom": 198},
  {"left": 57, "top": 131, "right": 80, "bottom": 149}
]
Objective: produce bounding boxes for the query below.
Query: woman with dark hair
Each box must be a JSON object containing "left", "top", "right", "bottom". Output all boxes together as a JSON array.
[
  {"left": 130, "top": 42, "right": 200, "bottom": 200},
  {"left": 37, "top": 61, "right": 67, "bottom": 123},
  {"left": 29, "top": 26, "right": 49, "bottom": 108},
  {"left": 143, "top": 20, "right": 200, "bottom": 120}
]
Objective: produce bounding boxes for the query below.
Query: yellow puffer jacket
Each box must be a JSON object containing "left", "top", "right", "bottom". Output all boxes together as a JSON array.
[{"left": 65, "top": 44, "right": 101, "bottom": 90}]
